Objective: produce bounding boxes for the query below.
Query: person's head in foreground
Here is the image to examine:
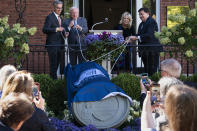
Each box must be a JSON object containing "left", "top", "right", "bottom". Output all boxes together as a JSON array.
[
  {"left": 158, "top": 77, "right": 183, "bottom": 98},
  {"left": 1, "top": 71, "right": 34, "bottom": 100},
  {"left": 165, "top": 84, "right": 197, "bottom": 131},
  {"left": 0, "top": 65, "right": 17, "bottom": 91},
  {"left": 0, "top": 93, "right": 34, "bottom": 131},
  {"left": 160, "top": 58, "right": 181, "bottom": 78}
]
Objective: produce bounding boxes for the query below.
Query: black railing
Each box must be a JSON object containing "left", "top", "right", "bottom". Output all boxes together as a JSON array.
[{"left": 0, "top": 44, "right": 196, "bottom": 77}]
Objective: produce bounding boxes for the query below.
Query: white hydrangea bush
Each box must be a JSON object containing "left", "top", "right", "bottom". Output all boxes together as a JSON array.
[
  {"left": 155, "top": 6, "right": 197, "bottom": 61},
  {"left": 0, "top": 16, "right": 37, "bottom": 64}
]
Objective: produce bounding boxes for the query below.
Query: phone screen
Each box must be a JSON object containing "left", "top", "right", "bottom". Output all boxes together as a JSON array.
[
  {"left": 141, "top": 73, "right": 150, "bottom": 89},
  {"left": 151, "top": 83, "right": 160, "bottom": 105},
  {"left": 32, "top": 82, "right": 40, "bottom": 99}
]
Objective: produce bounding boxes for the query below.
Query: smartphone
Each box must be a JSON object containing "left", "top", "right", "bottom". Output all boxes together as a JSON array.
[
  {"left": 141, "top": 73, "right": 149, "bottom": 88},
  {"left": 150, "top": 83, "right": 160, "bottom": 105},
  {"left": 32, "top": 82, "right": 40, "bottom": 99}
]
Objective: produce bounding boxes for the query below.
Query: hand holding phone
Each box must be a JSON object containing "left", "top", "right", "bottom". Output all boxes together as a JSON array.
[
  {"left": 150, "top": 83, "right": 160, "bottom": 105},
  {"left": 32, "top": 82, "right": 40, "bottom": 100},
  {"left": 141, "top": 73, "right": 150, "bottom": 90}
]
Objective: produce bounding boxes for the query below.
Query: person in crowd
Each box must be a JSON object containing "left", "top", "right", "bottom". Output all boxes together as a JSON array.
[
  {"left": 160, "top": 58, "right": 181, "bottom": 78},
  {"left": 0, "top": 93, "right": 34, "bottom": 131},
  {"left": 115, "top": 12, "right": 135, "bottom": 39},
  {"left": 158, "top": 77, "right": 183, "bottom": 98},
  {"left": 43, "top": 0, "right": 66, "bottom": 79},
  {"left": 114, "top": 12, "right": 135, "bottom": 72},
  {"left": 1, "top": 71, "right": 56, "bottom": 131},
  {"left": 140, "top": 58, "right": 182, "bottom": 108},
  {"left": 165, "top": 85, "right": 197, "bottom": 131},
  {"left": 0, "top": 65, "right": 16, "bottom": 97},
  {"left": 63, "top": 7, "right": 88, "bottom": 66},
  {"left": 129, "top": 8, "right": 163, "bottom": 76},
  {"left": 141, "top": 84, "right": 197, "bottom": 131}
]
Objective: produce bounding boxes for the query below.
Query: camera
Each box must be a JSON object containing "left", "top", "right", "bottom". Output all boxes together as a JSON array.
[
  {"left": 141, "top": 73, "right": 150, "bottom": 89},
  {"left": 150, "top": 83, "right": 160, "bottom": 105}
]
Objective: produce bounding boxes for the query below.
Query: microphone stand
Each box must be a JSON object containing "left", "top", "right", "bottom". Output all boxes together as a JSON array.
[{"left": 91, "top": 19, "right": 108, "bottom": 31}]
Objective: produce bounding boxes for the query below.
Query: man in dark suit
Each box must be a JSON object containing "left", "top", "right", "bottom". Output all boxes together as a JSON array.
[
  {"left": 63, "top": 7, "right": 88, "bottom": 66},
  {"left": 43, "top": 0, "right": 65, "bottom": 79},
  {"left": 129, "top": 8, "right": 163, "bottom": 76}
]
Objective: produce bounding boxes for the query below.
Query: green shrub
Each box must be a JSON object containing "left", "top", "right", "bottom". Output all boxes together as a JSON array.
[
  {"left": 111, "top": 73, "right": 141, "bottom": 101},
  {"left": 32, "top": 74, "right": 67, "bottom": 118},
  {"left": 32, "top": 74, "right": 54, "bottom": 99},
  {"left": 179, "top": 74, "right": 188, "bottom": 82},
  {"left": 150, "top": 72, "right": 161, "bottom": 82},
  {"left": 187, "top": 73, "right": 197, "bottom": 84},
  {"left": 47, "top": 79, "right": 67, "bottom": 118}
]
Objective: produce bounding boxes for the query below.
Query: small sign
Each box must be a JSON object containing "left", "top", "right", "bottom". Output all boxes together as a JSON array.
[{"left": 167, "top": 6, "right": 189, "bottom": 28}]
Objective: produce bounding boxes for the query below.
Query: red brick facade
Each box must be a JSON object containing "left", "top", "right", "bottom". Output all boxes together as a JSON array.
[
  {"left": 0, "top": 0, "right": 54, "bottom": 45},
  {"left": 0, "top": 0, "right": 195, "bottom": 74}
]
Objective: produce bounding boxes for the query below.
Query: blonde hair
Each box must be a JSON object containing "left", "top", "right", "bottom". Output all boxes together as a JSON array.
[
  {"left": 1, "top": 71, "right": 34, "bottom": 99},
  {"left": 165, "top": 85, "right": 197, "bottom": 131},
  {"left": 119, "top": 12, "right": 133, "bottom": 28},
  {"left": 0, "top": 65, "right": 16, "bottom": 90}
]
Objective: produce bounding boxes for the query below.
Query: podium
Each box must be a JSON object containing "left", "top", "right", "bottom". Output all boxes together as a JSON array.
[
  {"left": 89, "top": 30, "right": 122, "bottom": 35},
  {"left": 88, "top": 30, "right": 123, "bottom": 77}
]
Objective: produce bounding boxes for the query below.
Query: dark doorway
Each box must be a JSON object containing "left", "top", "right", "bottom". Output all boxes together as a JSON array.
[{"left": 84, "top": 0, "right": 131, "bottom": 30}]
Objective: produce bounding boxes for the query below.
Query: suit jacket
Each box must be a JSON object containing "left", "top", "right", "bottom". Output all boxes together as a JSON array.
[
  {"left": 63, "top": 17, "right": 88, "bottom": 49},
  {"left": 19, "top": 105, "right": 56, "bottom": 131},
  {"left": 115, "top": 24, "right": 135, "bottom": 39},
  {"left": 43, "top": 12, "right": 64, "bottom": 46},
  {"left": 0, "top": 121, "right": 13, "bottom": 131},
  {"left": 137, "top": 16, "right": 163, "bottom": 52}
]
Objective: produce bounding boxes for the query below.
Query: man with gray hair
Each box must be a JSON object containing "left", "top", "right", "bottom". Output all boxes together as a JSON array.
[
  {"left": 140, "top": 58, "right": 182, "bottom": 108},
  {"left": 43, "top": 0, "right": 66, "bottom": 79},
  {"left": 63, "top": 7, "right": 88, "bottom": 66},
  {"left": 160, "top": 58, "right": 182, "bottom": 78}
]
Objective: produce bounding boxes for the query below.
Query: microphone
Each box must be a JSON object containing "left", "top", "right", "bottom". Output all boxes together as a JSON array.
[{"left": 91, "top": 18, "right": 108, "bottom": 31}]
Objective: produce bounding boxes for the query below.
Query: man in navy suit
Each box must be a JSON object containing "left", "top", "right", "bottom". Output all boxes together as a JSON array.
[
  {"left": 129, "top": 8, "right": 163, "bottom": 76},
  {"left": 63, "top": 7, "right": 88, "bottom": 66},
  {"left": 43, "top": 0, "right": 65, "bottom": 79}
]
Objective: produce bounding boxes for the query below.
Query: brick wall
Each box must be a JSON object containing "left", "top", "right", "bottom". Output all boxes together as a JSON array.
[
  {"left": 0, "top": 0, "right": 54, "bottom": 73},
  {"left": 0, "top": 0, "right": 195, "bottom": 74}
]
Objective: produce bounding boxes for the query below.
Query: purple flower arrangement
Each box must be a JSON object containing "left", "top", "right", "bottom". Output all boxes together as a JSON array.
[
  {"left": 49, "top": 117, "right": 141, "bottom": 131},
  {"left": 85, "top": 31, "right": 124, "bottom": 62},
  {"left": 85, "top": 31, "right": 124, "bottom": 45}
]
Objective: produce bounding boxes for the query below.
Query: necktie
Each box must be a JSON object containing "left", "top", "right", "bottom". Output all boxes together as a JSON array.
[
  {"left": 74, "top": 20, "right": 77, "bottom": 27},
  {"left": 58, "top": 16, "right": 61, "bottom": 26}
]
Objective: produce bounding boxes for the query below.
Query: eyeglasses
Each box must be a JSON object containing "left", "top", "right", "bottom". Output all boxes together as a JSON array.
[{"left": 55, "top": 7, "right": 62, "bottom": 10}]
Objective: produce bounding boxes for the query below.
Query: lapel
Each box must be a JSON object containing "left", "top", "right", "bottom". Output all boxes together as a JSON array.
[
  {"left": 138, "top": 17, "right": 151, "bottom": 34},
  {"left": 138, "top": 23, "right": 143, "bottom": 34}
]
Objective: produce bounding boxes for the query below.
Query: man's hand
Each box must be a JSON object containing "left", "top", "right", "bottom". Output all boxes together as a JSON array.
[
  {"left": 129, "top": 36, "right": 138, "bottom": 41},
  {"left": 76, "top": 25, "right": 82, "bottom": 31},
  {"left": 69, "top": 20, "right": 74, "bottom": 28},
  {"left": 56, "top": 27, "right": 64, "bottom": 32}
]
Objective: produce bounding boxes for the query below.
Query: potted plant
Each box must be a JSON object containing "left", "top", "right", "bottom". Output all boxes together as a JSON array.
[{"left": 85, "top": 31, "right": 124, "bottom": 64}]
